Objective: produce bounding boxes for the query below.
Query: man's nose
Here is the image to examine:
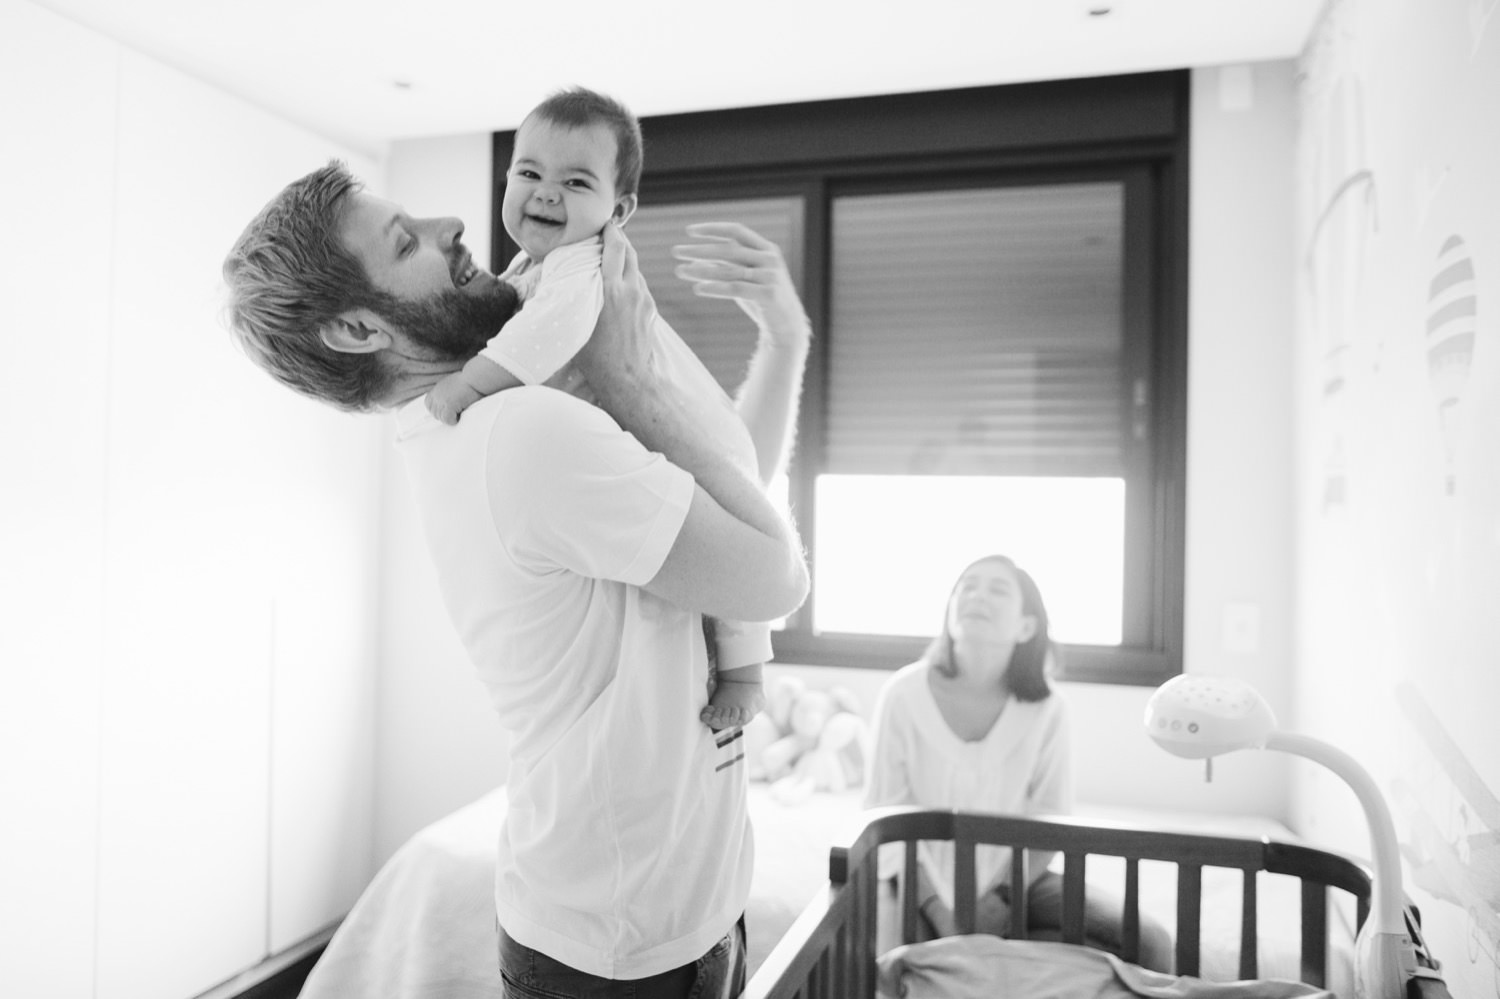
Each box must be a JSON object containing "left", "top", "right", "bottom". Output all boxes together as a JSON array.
[{"left": 434, "top": 217, "right": 464, "bottom": 247}]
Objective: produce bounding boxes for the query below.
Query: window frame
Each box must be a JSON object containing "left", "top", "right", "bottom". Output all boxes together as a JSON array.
[{"left": 492, "top": 72, "right": 1190, "bottom": 686}]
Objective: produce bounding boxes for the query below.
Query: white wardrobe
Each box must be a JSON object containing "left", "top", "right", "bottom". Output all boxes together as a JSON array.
[{"left": 1, "top": 3, "right": 382, "bottom": 996}]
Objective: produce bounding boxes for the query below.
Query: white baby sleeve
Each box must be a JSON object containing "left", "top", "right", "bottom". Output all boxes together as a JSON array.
[{"left": 481, "top": 240, "right": 604, "bottom": 385}]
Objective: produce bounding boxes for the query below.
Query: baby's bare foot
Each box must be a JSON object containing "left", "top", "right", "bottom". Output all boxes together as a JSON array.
[{"left": 701, "top": 676, "right": 766, "bottom": 731}]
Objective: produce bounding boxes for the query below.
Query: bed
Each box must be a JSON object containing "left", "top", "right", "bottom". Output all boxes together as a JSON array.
[
  {"left": 297, "top": 784, "right": 863, "bottom": 998},
  {"left": 746, "top": 807, "right": 1452, "bottom": 999},
  {"left": 297, "top": 783, "right": 1386, "bottom": 998}
]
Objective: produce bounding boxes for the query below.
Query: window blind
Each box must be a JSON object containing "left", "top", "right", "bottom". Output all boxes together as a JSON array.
[
  {"left": 828, "top": 183, "right": 1125, "bottom": 477},
  {"left": 627, "top": 197, "right": 804, "bottom": 395}
]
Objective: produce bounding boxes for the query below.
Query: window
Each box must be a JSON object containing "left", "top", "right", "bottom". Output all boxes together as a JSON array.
[{"left": 492, "top": 73, "right": 1189, "bottom": 685}]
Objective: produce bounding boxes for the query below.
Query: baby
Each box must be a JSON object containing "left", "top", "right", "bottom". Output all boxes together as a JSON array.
[{"left": 425, "top": 86, "right": 770, "bottom": 730}]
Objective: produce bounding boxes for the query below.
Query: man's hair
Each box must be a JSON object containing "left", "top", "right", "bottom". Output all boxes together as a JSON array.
[
  {"left": 222, "top": 161, "right": 396, "bottom": 412},
  {"left": 527, "top": 86, "right": 644, "bottom": 196}
]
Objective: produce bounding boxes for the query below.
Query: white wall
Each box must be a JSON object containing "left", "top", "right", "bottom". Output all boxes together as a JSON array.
[
  {"left": 1292, "top": 1, "right": 1500, "bottom": 993},
  {"left": 0, "top": 2, "right": 384, "bottom": 995},
  {"left": 370, "top": 61, "right": 1305, "bottom": 852},
  {"left": 1172, "top": 60, "right": 1298, "bottom": 814},
  {"left": 1039, "top": 62, "right": 1300, "bottom": 820},
  {"left": 1, "top": 7, "right": 115, "bottom": 995}
]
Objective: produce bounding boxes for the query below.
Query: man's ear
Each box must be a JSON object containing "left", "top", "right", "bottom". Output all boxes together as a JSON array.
[
  {"left": 613, "top": 193, "right": 638, "bottom": 227},
  {"left": 320, "top": 308, "right": 395, "bottom": 355}
]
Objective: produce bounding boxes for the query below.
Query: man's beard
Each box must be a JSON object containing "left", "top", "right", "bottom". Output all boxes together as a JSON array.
[{"left": 377, "top": 279, "right": 521, "bottom": 363}]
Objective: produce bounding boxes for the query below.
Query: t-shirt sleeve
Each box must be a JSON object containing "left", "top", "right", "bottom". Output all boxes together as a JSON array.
[
  {"left": 867, "top": 668, "right": 922, "bottom": 883},
  {"left": 864, "top": 673, "right": 917, "bottom": 810},
  {"left": 481, "top": 241, "right": 603, "bottom": 385},
  {"left": 485, "top": 387, "right": 693, "bottom": 587}
]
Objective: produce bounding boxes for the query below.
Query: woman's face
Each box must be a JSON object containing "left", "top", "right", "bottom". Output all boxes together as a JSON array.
[{"left": 946, "top": 559, "right": 1037, "bottom": 648}]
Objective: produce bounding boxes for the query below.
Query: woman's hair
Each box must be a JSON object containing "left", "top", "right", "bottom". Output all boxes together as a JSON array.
[
  {"left": 526, "top": 86, "right": 644, "bottom": 197},
  {"left": 922, "top": 554, "right": 1058, "bottom": 702},
  {"left": 221, "top": 160, "right": 397, "bottom": 412}
]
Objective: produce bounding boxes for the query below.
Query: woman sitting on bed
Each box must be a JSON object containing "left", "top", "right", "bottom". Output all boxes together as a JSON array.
[{"left": 864, "top": 553, "right": 1174, "bottom": 972}]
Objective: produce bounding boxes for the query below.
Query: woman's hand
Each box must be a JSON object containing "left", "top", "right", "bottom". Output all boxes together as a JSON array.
[
  {"left": 672, "top": 223, "right": 811, "bottom": 351},
  {"left": 919, "top": 896, "right": 959, "bottom": 939},
  {"left": 974, "top": 888, "right": 1015, "bottom": 937},
  {"left": 914, "top": 862, "right": 960, "bottom": 938}
]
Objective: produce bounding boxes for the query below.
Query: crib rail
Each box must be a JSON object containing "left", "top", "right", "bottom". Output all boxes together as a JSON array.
[
  {"left": 743, "top": 846, "right": 888, "bottom": 999},
  {"left": 745, "top": 807, "right": 1374, "bottom": 999}
]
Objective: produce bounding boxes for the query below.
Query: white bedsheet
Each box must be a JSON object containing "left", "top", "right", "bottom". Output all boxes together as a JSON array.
[{"left": 299, "top": 788, "right": 507, "bottom": 999}]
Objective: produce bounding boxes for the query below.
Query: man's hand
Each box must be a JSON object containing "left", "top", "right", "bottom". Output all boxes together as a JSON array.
[
  {"left": 574, "top": 222, "right": 662, "bottom": 399},
  {"left": 672, "top": 223, "right": 812, "bottom": 351}
]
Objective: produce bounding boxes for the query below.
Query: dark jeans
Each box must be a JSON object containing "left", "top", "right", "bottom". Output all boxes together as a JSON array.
[{"left": 498, "top": 918, "right": 747, "bottom": 999}]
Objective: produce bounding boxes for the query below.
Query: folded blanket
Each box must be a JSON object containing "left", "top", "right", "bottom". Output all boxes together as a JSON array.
[{"left": 876, "top": 936, "right": 1335, "bottom": 999}]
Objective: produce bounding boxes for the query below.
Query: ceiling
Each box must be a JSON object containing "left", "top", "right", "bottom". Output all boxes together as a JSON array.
[{"left": 34, "top": 0, "right": 1325, "bottom": 157}]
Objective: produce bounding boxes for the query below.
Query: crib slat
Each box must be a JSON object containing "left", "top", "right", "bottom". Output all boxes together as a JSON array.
[
  {"left": 1121, "top": 858, "right": 1141, "bottom": 965},
  {"left": 1176, "top": 863, "right": 1203, "bottom": 976},
  {"left": 1009, "top": 849, "right": 1028, "bottom": 939},
  {"left": 1061, "top": 852, "right": 1087, "bottom": 944},
  {"left": 1239, "top": 868, "right": 1259, "bottom": 979},
  {"left": 1301, "top": 880, "right": 1329, "bottom": 988},
  {"left": 834, "top": 924, "right": 847, "bottom": 998},
  {"left": 854, "top": 859, "right": 876, "bottom": 999},
  {"left": 902, "top": 840, "right": 920, "bottom": 944},
  {"left": 953, "top": 832, "right": 977, "bottom": 934}
]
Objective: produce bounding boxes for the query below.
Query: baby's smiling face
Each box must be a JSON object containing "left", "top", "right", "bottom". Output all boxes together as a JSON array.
[{"left": 502, "top": 117, "right": 636, "bottom": 261}]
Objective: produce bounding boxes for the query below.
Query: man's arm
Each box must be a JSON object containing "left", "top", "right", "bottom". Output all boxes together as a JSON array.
[{"left": 574, "top": 224, "right": 808, "bottom": 623}]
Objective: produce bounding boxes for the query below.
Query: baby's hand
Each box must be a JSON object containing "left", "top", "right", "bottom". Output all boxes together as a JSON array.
[
  {"left": 425, "top": 373, "right": 484, "bottom": 426},
  {"left": 672, "top": 222, "right": 810, "bottom": 350}
]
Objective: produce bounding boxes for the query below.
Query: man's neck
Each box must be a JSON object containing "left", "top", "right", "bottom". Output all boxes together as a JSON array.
[{"left": 383, "top": 365, "right": 462, "bottom": 409}]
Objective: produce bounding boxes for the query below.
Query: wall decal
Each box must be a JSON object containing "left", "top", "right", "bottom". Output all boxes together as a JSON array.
[
  {"left": 1393, "top": 680, "right": 1500, "bottom": 994},
  {"left": 1301, "top": 0, "right": 1377, "bottom": 514},
  {"left": 1426, "top": 234, "right": 1478, "bottom": 497}
]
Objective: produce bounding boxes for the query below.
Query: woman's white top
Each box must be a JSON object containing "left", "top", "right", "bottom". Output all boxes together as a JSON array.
[{"left": 864, "top": 660, "right": 1072, "bottom": 908}]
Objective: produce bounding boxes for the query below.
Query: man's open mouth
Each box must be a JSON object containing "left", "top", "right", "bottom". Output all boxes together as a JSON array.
[{"left": 454, "top": 253, "right": 479, "bottom": 287}]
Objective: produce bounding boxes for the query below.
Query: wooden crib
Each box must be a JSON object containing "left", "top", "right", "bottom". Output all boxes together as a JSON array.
[{"left": 745, "top": 807, "right": 1449, "bottom": 999}]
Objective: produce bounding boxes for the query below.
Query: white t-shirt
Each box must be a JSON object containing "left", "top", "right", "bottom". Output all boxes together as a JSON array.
[
  {"left": 393, "top": 387, "right": 753, "bottom": 978},
  {"left": 864, "top": 660, "right": 1072, "bottom": 908}
]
